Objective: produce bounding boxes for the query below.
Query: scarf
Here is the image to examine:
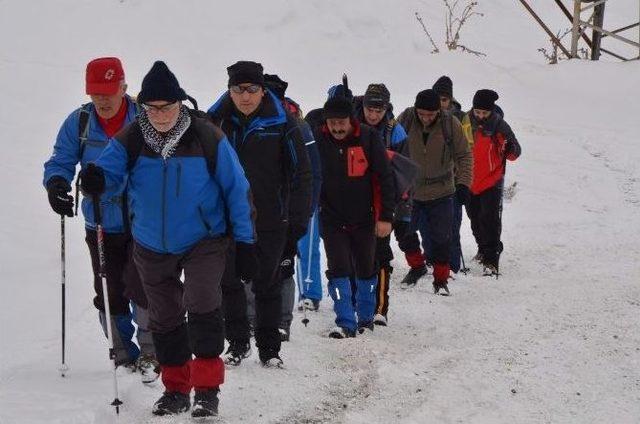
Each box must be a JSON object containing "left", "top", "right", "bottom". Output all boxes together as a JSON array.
[{"left": 138, "top": 105, "right": 191, "bottom": 160}]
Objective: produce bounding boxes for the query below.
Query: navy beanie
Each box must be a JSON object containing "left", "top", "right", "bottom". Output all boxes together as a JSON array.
[
  {"left": 432, "top": 76, "right": 453, "bottom": 99},
  {"left": 323, "top": 96, "right": 353, "bottom": 119},
  {"left": 227, "top": 61, "right": 265, "bottom": 87},
  {"left": 137, "top": 61, "right": 187, "bottom": 104},
  {"left": 414, "top": 89, "right": 440, "bottom": 111},
  {"left": 473, "top": 89, "right": 499, "bottom": 110}
]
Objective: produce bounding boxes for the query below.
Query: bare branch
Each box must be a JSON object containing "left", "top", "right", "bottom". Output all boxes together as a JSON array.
[
  {"left": 442, "top": 0, "right": 485, "bottom": 56},
  {"left": 415, "top": 12, "right": 440, "bottom": 53}
]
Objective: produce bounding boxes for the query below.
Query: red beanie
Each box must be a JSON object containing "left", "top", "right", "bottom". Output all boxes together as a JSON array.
[{"left": 86, "top": 57, "right": 124, "bottom": 95}]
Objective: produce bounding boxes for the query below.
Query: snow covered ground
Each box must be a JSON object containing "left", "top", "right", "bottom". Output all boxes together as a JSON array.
[{"left": 1, "top": 0, "right": 639, "bottom": 423}]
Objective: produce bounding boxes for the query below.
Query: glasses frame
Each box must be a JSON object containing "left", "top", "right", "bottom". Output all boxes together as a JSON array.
[
  {"left": 229, "top": 84, "right": 262, "bottom": 94},
  {"left": 141, "top": 101, "right": 179, "bottom": 113}
]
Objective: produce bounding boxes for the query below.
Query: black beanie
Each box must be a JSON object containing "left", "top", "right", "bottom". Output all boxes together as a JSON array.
[
  {"left": 264, "top": 73, "right": 288, "bottom": 100},
  {"left": 473, "top": 89, "right": 499, "bottom": 110},
  {"left": 432, "top": 76, "right": 453, "bottom": 99},
  {"left": 227, "top": 61, "right": 265, "bottom": 87},
  {"left": 137, "top": 61, "right": 187, "bottom": 104},
  {"left": 363, "top": 83, "right": 390, "bottom": 108},
  {"left": 323, "top": 96, "right": 353, "bottom": 119},
  {"left": 414, "top": 89, "right": 440, "bottom": 111}
]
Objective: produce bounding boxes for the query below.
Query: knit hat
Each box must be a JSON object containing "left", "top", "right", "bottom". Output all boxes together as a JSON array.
[
  {"left": 85, "top": 57, "right": 124, "bottom": 95},
  {"left": 432, "top": 76, "right": 453, "bottom": 99},
  {"left": 473, "top": 89, "right": 499, "bottom": 110},
  {"left": 227, "top": 61, "right": 265, "bottom": 87},
  {"left": 414, "top": 89, "right": 440, "bottom": 111},
  {"left": 137, "top": 61, "right": 187, "bottom": 104},
  {"left": 264, "top": 73, "right": 288, "bottom": 99},
  {"left": 323, "top": 96, "right": 353, "bottom": 119},
  {"left": 363, "top": 83, "right": 391, "bottom": 108}
]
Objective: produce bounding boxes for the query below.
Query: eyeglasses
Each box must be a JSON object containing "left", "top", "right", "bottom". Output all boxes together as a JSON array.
[
  {"left": 230, "top": 84, "right": 262, "bottom": 94},
  {"left": 141, "top": 101, "right": 179, "bottom": 113}
]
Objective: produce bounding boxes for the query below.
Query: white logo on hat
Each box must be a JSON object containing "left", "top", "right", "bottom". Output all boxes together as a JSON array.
[{"left": 104, "top": 69, "right": 115, "bottom": 80}]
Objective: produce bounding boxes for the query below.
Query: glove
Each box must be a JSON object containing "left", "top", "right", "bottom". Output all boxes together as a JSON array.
[
  {"left": 79, "top": 163, "right": 105, "bottom": 196},
  {"left": 235, "top": 242, "right": 259, "bottom": 283},
  {"left": 279, "top": 256, "right": 295, "bottom": 279},
  {"left": 455, "top": 184, "right": 470, "bottom": 206},
  {"left": 46, "top": 176, "right": 74, "bottom": 217}
]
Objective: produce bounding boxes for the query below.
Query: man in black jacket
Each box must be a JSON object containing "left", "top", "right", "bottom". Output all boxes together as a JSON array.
[
  {"left": 314, "top": 96, "right": 395, "bottom": 339},
  {"left": 207, "top": 61, "right": 312, "bottom": 367}
]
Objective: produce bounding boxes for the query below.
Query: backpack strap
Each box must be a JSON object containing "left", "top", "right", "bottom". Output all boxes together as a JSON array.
[{"left": 74, "top": 103, "right": 92, "bottom": 216}]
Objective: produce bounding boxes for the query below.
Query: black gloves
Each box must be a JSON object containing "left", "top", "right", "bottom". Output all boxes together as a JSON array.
[
  {"left": 79, "top": 163, "right": 106, "bottom": 196},
  {"left": 455, "top": 184, "right": 470, "bottom": 206},
  {"left": 46, "top": 176, "right": 74, "bottom": 217},
  {"left": 235, "top": 242, "right": 259, "bottom": 282},
  {"left": 279, "top": 256, "right": 295, "bottom": 279}
]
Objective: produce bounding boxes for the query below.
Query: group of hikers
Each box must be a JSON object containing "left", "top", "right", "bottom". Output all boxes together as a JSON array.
[{"left": 43, "top": 57, "right": 521, "bottom": 418}]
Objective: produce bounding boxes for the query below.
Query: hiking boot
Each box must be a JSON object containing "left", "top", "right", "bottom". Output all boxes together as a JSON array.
[
  {"left": 373, "top": 314, "right": 388, "bottom": 326},
  {"left": 223, "top": 340, "right": 251, "bottom": 366},
  {"left": 191, "top": 388, "right": 219, "bottom": 418},
  {"left": 357, "top": 321, "right": 374, "bottom": 334},
  {"left": 297, "top": 298, "right": 320, "bottom": 311},
  {"left": 259, "top": 349, "right": 284, "bottom": 368},
  {"left": 278, "top": 327, "right": 290, "bottom": 342},
  {"left": 400, "top": 266, "right": 427, "bottom": 288},
  {"left": 152, "top": 391, "right": 190, "bottom": 416},
  {"left": 433, "top": 280, "right": 450, "bottom": 296},
  {"left": 136, "top": 353, "right": 160, "bottom": 384},
  {"left": 328, "top": 326, "right": 356, "bottom": 339},
  {"left": 116, "top": 359, "right": 137, "bottom": 373},
  {"left": 472, "top": 250, "right": 484, "bottom": 263}
]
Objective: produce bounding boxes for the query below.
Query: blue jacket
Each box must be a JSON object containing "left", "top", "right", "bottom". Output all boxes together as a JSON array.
[
  {"left": 43, "top": 96, "right": 138, "bottom": 233},
  {"left": 95, "top": 111, "right": 255, "bottom": 254}
]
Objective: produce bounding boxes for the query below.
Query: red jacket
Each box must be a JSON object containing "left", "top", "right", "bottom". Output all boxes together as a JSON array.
[{"left": 467, "top": 113, "right": 521, "bottom": 195}]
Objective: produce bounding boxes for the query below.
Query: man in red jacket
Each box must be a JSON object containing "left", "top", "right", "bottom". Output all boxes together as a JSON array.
[{"left": 464, "top": 89, "right": 522, "bottom": 275}]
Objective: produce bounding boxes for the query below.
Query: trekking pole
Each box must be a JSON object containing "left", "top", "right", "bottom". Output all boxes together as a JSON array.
[
  {"left": 59, "top": 216, "right": 69, "bottom": 377},
  {"left": 296, "top": 258, "right": 309, "bottom": 326},
  {"left": 460, "top": 250, "right": 469, "bottom": 275},
  {"left": 92, "top": 195, "right": 123, "bottom": 415},
  {"left": 304, "top": 212, "right": 315, "bottom": 292}
]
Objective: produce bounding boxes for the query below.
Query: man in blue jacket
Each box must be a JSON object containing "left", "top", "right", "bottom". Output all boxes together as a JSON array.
[
  {"left": 42, "top": 57, "right": 158, "bottom": 383},
  {"left": 208, "top": 61, "right": 312, "bottom": 367},
  {"left": 80, "top": 61, "right": 257, "bottom": 418}
]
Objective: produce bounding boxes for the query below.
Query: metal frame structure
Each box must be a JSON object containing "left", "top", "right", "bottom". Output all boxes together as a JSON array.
[{"left": 519, "top": 0, "right": 640, "bottom": 61}]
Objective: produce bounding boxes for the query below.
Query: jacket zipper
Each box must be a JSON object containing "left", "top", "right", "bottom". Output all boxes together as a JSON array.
[
  {"left": 162, "top": 161, "right": 168, "bottom": 251},
  {"left": 176, "top": 161, "right": 182, "bottom": 197},
  {"left": 488, "top": 142, "right": 494, "bottom": 172}
]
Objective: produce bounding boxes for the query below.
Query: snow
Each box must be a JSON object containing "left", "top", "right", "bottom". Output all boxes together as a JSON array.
[{"left": 1, "top": 0, "right": 640, "bottom": 423}]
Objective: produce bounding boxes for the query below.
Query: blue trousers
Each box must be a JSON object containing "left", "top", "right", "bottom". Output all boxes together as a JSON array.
[{"left": 410, "top": 197, "right": 453, "bottom": 266}]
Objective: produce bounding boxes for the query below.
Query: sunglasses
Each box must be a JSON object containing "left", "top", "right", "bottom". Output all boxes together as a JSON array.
[
  {"left": 230, "top": 84, "right": 262, "bottom": 94},
  {"left": 141, "top": 101, "right": 179, "bottom": 113}
]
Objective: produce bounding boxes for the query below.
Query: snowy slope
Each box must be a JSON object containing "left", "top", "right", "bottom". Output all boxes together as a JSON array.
[{"left": 1, "top": 0, "right": 640, "bottom": 423}]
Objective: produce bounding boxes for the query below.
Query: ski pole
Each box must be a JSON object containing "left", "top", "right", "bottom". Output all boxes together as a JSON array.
[
  {"left": 92, "top": 195, "right": 123, "bottom": 415},
  {"left": 60, "top": 216, "right": 69, "bottom": 377},
  {"left": 296, "top": 258, "right": 309, "bottom": 326}
]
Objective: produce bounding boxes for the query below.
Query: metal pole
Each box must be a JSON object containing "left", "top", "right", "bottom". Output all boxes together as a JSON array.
[
  {"left": 572, "top": 0, "right": 582, "bottom": 57},
  {"left": 93, "top": 196, "right": 123, "bottom": 415},
  {"left": 519, "top": 0, "right": 573, "bottom": 58},
  {"left": 60, "top": 216, "right": 69, "bottom": 377},
  {"left": 591, "top": 2, "right": 605, "bottom": 60}
]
